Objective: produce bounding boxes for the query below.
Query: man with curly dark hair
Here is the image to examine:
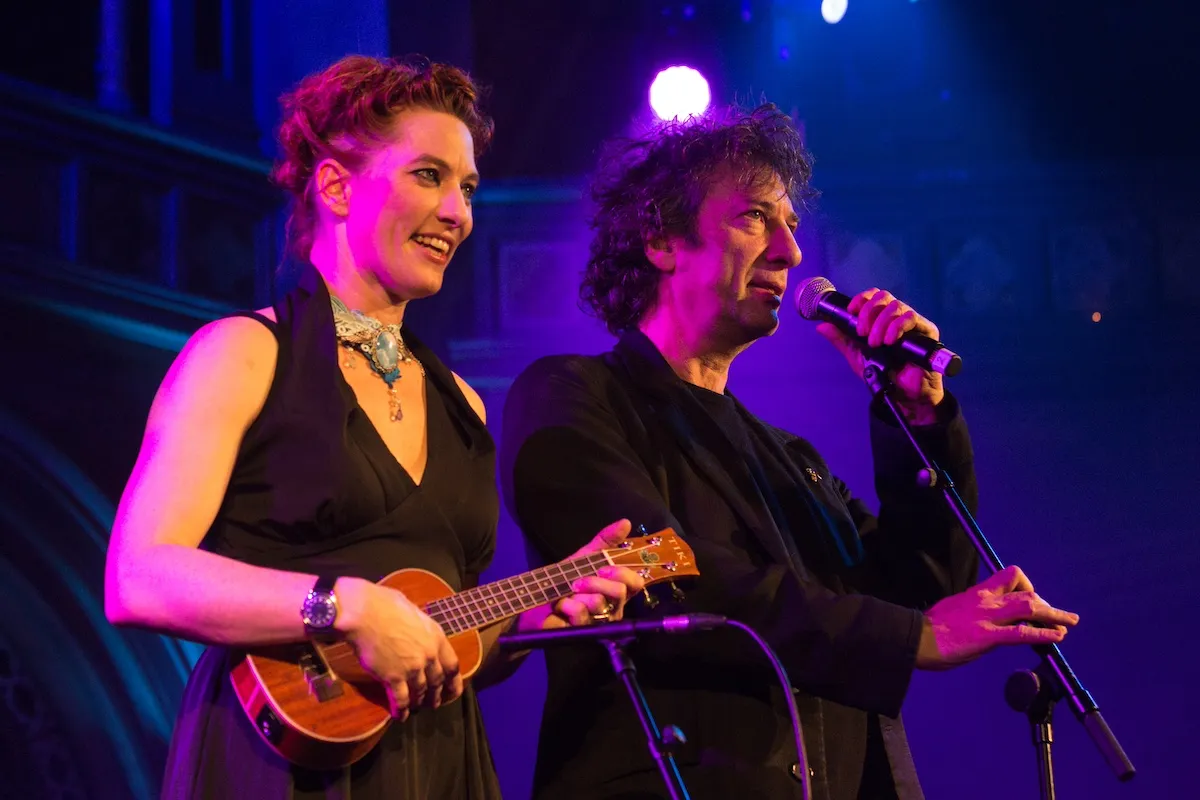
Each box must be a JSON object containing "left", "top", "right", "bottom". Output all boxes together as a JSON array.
[
  {"left": 579, "top": 104, "right": 818, "bottom": 336},
  {"left": 499, "top": 103, "right": 1078, "bottom": 800}
]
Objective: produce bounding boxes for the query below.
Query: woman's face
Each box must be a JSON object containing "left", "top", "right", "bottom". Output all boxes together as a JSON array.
[{"left": 342, "top": 109, "right": 479, "bottom": 301}]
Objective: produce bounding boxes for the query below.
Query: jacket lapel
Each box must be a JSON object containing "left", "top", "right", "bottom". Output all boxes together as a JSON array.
[
  {"left": 612, "top": 332, "right": 804, "bottom": 575},
  {"left": 738, "top": 398, "right": 866, "bottom": 570}
]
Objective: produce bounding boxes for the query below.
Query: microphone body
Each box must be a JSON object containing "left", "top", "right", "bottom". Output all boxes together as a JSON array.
[
  {"left": 496, "top": 613, "right": 727, "bottom": 650},
  {"left": 794, "top": 277, "right": 962, "bottom": 377}
]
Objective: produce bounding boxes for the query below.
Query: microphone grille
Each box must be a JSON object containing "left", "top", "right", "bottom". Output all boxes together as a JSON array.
[{"left": 795, "top": 276, "right": 836, "bottom": 320}]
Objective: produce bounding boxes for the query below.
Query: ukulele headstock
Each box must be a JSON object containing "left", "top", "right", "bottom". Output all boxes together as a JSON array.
[{"left": 605, "top": 528, "right": 698, "bottom": 586}]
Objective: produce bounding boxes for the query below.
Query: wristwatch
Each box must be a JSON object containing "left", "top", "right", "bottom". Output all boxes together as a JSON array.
[{"left": 301, "top": 575, "right": 340, "bottom": 639}]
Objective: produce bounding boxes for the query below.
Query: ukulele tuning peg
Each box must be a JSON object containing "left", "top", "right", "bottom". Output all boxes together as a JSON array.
[
  {"left": 635, "top": 523, "right": 649, "bottom": 536},
  {"left": 669, "top": 582, "right": 686, "bottom": 602},
  {"left": 642, "top": 587, "right": 660, "bottom": 609}
]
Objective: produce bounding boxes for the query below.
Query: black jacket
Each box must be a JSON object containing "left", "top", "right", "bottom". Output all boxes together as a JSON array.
[{"left": 499, "top": 331, "right": 979, "bottom": 800}]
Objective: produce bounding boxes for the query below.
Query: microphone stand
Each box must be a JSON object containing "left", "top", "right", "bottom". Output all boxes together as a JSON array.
[
  {"left": 499, "top": 629, "right": 692, "bottom": 800},
  {"left": 602, "top": 638, "right": 691, "bottom": 800},
  {"left": 859, "top": 359, "right": 1134, "bottom": 800}
]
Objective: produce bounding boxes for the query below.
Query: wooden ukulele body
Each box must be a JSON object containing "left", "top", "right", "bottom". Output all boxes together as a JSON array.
[{"left": 230, "top": 568, "right": 478, "bottom": 770}]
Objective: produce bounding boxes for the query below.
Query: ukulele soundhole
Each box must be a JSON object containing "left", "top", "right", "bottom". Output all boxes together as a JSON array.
[{"left": 300, "top": 650, "right": 344, "bottom": 702}]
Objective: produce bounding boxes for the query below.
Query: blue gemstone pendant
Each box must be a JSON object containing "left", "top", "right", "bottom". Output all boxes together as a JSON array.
[
  {"left": 331, "top": 296, "right": 424, "bottom": 422},
  {"left": 374, "top": 330, "right": 400, "bottom": 374}
]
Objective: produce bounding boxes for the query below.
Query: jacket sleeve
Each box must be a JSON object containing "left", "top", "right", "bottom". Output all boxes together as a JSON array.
[
  {"left": 499, "top": 356, "right": 931, "bottom": 718},
  {"left": 499, "top": 357, "right": 683, "bottom": 562},
  {"left": 834, "top": 394, "right": 981, "bottom": 609}
]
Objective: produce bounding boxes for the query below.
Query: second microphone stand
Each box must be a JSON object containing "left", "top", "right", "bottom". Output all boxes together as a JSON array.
[
  {"left": 603, "top": 638, "right": 692, "bottom": 800},
  {"left": 496, "top": 627, "right": 693, "bottom": 799}
]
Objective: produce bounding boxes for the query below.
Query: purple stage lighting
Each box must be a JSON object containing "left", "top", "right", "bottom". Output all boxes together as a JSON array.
[{"left": 649, "top": 66, "right": 711, "bottom": 121}]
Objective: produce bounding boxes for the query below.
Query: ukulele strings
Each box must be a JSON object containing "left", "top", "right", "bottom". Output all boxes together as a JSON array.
[{"left": 315, "top": 540, "right": 670, "bottom": 660}]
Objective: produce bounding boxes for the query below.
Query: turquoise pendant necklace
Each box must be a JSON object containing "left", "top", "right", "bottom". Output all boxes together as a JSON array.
[{"left": 331, "top": 296, "right": 424, "bottom": 421}]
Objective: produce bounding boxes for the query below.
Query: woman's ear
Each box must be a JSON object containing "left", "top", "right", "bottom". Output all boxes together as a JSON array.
[{"left": 314, "top": 158, "right": 353, "bottom": 216}]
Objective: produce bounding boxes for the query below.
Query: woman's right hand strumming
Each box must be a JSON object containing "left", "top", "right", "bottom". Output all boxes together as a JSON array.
[{"left": 337, "top": 579, "right": 463, "bottom": 721}]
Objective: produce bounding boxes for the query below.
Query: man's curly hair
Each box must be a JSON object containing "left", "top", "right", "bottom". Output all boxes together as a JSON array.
[{"left": 580, "top": 103, "right": 816, "bottom": 334}]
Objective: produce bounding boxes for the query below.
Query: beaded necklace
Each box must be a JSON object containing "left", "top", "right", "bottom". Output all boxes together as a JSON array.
[{"left": 331, "top": 296, "right": 424, "bottom": 422}]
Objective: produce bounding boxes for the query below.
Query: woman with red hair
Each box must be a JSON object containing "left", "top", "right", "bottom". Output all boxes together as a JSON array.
[{"left": 105, "top": 55, "right": 641, "bottom": 798}]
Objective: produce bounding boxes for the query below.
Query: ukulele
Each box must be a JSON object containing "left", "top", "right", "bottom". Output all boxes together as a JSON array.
[{"left": 230, "top": 528, "right": 698, "bottom": 769}]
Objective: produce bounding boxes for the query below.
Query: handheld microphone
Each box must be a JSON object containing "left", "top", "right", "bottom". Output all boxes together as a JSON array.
[
  {"left": 794, "top": 277, "right": 962, "bottom": 377},
  {"left": 496, "top": 613, "right": 728, "bottom": 651}
]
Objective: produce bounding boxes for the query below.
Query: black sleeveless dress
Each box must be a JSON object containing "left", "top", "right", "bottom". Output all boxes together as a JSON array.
[{"left": 160, "top": 266, "right": 504, "bottom": 799}]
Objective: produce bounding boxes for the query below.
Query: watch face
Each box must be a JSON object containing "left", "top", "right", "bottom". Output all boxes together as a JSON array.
[{"left": 303, "top": 592, "right": 337, "bottom": 629}]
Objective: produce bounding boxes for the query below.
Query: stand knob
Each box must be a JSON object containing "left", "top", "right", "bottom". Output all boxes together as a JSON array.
[
  {"left": 660, "top": 725, "right": 687, "bottom": 753},
  {"left": 1005, "top": 668, "right": 1041, "bottom": 714}
]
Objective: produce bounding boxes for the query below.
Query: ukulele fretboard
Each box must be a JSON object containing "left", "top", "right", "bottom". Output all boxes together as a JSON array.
[{"left": 424, "top": 552, "right": 611, "bottom": 635}]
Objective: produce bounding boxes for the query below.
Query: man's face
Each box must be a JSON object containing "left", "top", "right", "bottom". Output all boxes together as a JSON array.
[{"left": 658, "top": 169, "right": 803, "bottom": 346}]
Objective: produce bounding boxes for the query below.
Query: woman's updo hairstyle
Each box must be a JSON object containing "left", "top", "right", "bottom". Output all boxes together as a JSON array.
[{"left": 272, "top": 54, "right": 493, "bottom": 259}]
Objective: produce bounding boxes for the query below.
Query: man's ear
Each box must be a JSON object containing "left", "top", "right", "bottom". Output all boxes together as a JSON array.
[
  {"left": 314, "top": 158, "right": 353, "bottom": 216},
  {"left": 644, "top": 236, "right": 676, "bottom": 273}
]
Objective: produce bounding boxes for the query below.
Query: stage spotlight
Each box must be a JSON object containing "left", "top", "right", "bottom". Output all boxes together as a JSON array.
[
  {"left": 649, "top": 66, "right": 711, "bottom": 121},
  {"left": 821, "top": 0, "right": 847, "bottom": 24}
]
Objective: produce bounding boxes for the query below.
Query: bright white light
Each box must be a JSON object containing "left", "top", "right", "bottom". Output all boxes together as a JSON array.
[
  {"left": 649, "top": 66, "right": 711, "bottom": 121},
  {"left": 821, "top": 0, "right": 848, "bottom": 24}
]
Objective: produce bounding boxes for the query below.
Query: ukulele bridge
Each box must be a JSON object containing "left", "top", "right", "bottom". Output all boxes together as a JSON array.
[{"left": 300, "top": 650, "right": 345, "bottom": 702}]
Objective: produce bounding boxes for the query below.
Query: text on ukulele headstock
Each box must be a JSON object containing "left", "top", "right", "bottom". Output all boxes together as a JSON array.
[{"left": 604, "top": 528, "right": 698, "bottom": 588}]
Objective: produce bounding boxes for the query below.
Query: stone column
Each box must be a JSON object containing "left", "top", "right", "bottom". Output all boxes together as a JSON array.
[{"left": 97, "top": 0, "right": 131, "bottom": 113}]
